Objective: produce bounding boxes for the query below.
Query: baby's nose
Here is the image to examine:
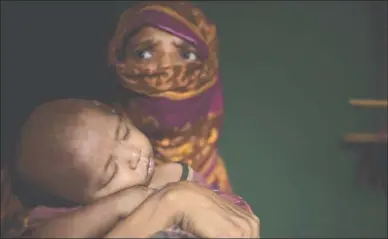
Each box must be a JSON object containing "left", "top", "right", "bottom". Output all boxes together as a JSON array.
[
  {"left": 115, "top": 145, "right": 142, "bottom": 169},
  {"left": 128, "top": 150, "right": 142, "bottom": 169}
]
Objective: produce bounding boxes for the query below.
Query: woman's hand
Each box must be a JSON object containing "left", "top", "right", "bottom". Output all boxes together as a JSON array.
[
  {"left": 105, "top": 181, "right": 259, "bottom": 238},
  {"left": 165, "top": 181, "right": 260, "bottom": 238}
]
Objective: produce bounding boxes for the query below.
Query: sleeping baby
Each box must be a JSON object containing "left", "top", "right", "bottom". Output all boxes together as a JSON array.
[{"left": 6, "top": 99, "right": 256, "bottom": 238}]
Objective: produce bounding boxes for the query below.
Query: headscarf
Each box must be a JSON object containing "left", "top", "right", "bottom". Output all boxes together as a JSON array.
[{"left": 108, "top": 1, "right": 219, "bottom": 101}]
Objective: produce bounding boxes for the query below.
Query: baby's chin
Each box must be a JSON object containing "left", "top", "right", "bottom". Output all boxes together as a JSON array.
[
  {"left": 139, "top": 168, "right": 155, "bottom": 187},
  {"left": 140, "top": 174, "right": 153, "bottom": 188}
]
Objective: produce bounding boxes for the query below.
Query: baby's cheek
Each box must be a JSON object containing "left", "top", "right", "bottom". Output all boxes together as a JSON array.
[
  {"left": 132, "top": 130, "right": 153, "bottom": 150},
  {"left": 88, "top": 177, "right": 129, "bottom": 201},
  {"left": 113, "top": 171, "right": 146, "bottom": 192},
  {"left": 93, "top": 167, "right": 149, "bottom": 200}
]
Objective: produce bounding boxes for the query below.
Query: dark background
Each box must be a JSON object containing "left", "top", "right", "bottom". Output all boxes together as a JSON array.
[{"left": 2, "top": 1, "right": 387, "bottom": 238}]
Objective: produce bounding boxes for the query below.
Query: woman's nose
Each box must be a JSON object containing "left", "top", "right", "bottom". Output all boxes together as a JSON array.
[
  {"left": 158, "top": 50, "right": 180, "bottom": 69},
  {"left": 159, "top": 54, "right": 172, "bottom": 68}
]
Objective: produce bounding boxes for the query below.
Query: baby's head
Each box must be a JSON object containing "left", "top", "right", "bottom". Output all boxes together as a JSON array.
[{"left": 16, "top": 99, "right": 155, "bottom": 204}]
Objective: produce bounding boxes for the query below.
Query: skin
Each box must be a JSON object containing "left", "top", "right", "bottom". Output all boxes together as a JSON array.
[
  {"left": 116, "top": 26, "right": 200, "bottom": 78},
  {"left": 16, "top": 100, "right": 259, "bottom": 238}
]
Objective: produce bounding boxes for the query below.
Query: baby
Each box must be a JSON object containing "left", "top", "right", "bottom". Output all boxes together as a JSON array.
[{"left": 8, "top": 99, "right": 253, "bottom": 238}]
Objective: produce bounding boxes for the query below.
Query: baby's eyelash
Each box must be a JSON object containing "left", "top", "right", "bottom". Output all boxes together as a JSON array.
[
  {"left": 107, "top": 162, "right": 118, "bottom": 185},
  {"left": 121, "top": 122, "right": 131, "bottom": 141},
  {"left": 101, "top": 157, "right": 118, "bottom": 188}
]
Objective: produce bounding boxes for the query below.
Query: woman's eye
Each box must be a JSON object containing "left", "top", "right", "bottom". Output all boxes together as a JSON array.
[
  {"left": 136, "top": 50, "right": 153, "bottom": 60},
  {"left": 182, "top": 51, "right": 197, "bottom": 61}
]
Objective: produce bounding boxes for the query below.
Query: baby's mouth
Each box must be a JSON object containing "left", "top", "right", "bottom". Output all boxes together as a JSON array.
[{"left": 147, "top": 157, "right": 155, "bottom": 175}]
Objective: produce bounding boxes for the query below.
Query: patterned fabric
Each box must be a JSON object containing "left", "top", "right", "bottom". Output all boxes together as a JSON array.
[
  {"left": 108, "top": 1, "right": 231, "bottom": 192},
  {"left": 152, "top": 225, "right": 197, "bottom": 238}
]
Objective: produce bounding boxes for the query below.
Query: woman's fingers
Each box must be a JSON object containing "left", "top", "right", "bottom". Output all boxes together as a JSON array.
[
  {"left": 227, "top": 210, "right": 259, "bottom": 238},
  {"left": 209, "top": 192, "right": 260, "bottom": 238},
  {"left": 211, "top": 191, "right": 259, "bottom": 237},
  {"left": 165, "top": 181, "right": 259, "bottom": 238},
  {"left": 196, "top": 197, "right": 258, "bottom": 238},
  {"left": 221, "top": 211, "right": 258, "bottom": 238},
  {"left": 227, "top": 208, "right": 259, "bottom": 238}
]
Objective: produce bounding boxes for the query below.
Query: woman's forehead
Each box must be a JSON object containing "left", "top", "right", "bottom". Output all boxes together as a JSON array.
[{"left": 130, "top": 26, "right": 185, "bottom": 43}]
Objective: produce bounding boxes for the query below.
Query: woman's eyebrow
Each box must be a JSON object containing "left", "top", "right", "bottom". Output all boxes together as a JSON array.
[
  {"left": 173, "top": 41, "right": 197, "bottom": 52},
  {"left": 131, "top": 38, "right": 158, "bottom": 49}
]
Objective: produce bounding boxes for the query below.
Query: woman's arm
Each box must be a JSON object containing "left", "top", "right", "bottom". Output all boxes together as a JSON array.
[
  {"left": 28, "top": 187, "right": 152, "bottom": 238},
  {"left": 105, "top": 181, "right": 259, "bottom": 238}
]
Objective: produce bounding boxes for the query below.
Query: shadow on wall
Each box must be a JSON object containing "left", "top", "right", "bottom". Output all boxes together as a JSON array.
[{"left": 1, "top": 2, "right": 118, "bottom": 170}]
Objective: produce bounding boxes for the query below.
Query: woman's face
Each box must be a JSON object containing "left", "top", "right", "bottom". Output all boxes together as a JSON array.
[
  {"left": 75, "top": 106, "right": 156, "bottom": 202},
  {"left": 123, "top": 26, "right": 199, "bottom": 71}
]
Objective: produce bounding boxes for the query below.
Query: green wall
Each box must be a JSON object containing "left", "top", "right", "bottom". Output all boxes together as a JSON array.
[{"left": 116, "top": 1, "right": 387, "bottom": 238}]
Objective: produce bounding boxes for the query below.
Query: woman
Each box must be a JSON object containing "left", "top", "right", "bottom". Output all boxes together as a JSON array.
[{"left": 108, "top": 1, "right": 231, "bottom": 192}]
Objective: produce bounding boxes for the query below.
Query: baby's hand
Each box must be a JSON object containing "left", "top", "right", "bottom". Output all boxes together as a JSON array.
[
  {"left": 148, "top": 163, "right": 184, "bottom": 190},
  {"left": 112, "top": 186, "right": 156, "bottom": 218}
]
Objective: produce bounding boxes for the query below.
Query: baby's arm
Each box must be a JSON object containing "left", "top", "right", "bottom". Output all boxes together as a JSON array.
[{"left": 26, "top": 187, "right": 151, "bottom": 238}]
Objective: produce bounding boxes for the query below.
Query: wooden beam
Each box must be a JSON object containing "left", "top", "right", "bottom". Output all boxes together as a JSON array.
[
  {"left": 343, "top": 133, "right": 387, "bottom": 143},
  {"left": 349, "top": 99, "right": 388, "bottom": 108}
]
